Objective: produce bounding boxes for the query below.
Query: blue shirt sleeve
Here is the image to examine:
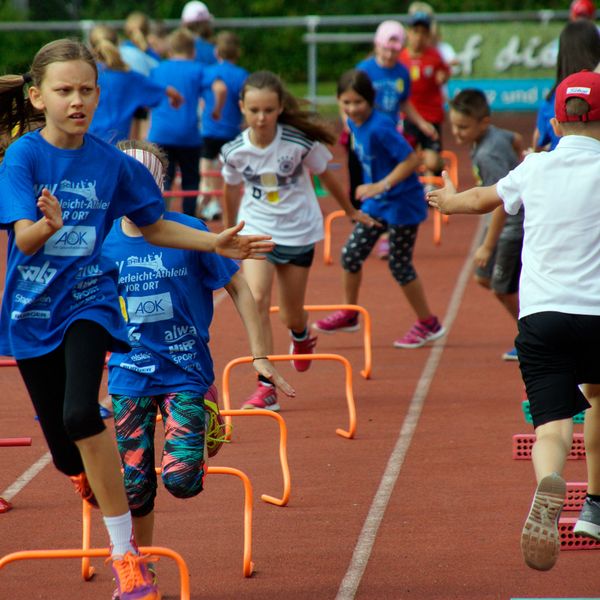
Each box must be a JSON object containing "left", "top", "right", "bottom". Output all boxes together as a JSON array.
[{"left": 0, "top": 144, "right": 38, "bottom": 227}]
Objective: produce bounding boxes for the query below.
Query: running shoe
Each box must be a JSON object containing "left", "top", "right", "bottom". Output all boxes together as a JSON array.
[
  {"left": 502, "top": 347, "right": 519, "bottom": 361},
  {"left": 113, "top": 564, "right": 158, "bottom": 600},
  {"left": 289, "top": 334, "right": 318, "bottom": 372},
  {"left": 110, "top": 552, "right": 161, "bottom": 600},
  {"left": 69, "top": 472, "right": 99, "bottom": 508},
  {"left": 204, "top": 384, "right": 228, "bottom": 458},
  {"left": 241, "top": 384, "right": 280, "bottom": 412},
  {"left": 574, "top": 496, "right": 600, "bottom": 541},
  {"left": 312, "top": 310, "right": 359, "bottom": 334},
  {"left": 520, "top": 472, "right": 566, "bottom": 571},
  {"left": 393, "top": 317, "right": 446, "bottom": 349}
]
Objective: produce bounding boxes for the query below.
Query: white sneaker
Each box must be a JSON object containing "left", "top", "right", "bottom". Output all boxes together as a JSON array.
[{"left": 201, "top": 198, "right": 222, "bottom": 221}]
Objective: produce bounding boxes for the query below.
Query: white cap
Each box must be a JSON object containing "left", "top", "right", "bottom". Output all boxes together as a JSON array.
[{"left": 181, "top": 1, "right": 212, "bottom": 23}]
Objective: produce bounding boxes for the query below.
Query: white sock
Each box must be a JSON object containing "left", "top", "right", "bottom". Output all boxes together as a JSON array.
[{"left": 104, "top": 512, "right": 137, "bottom": 558}]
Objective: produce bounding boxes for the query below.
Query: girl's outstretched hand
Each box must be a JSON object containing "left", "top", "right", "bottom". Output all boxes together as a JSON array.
[
  {"left": 348, "top": 209, "right": 382, "bottom": 229},
  {"left": 252, "top": 358, "right": 296, "bottom": 397},
  {"left": 426, "top": 171, "right": 456, "bottom": 215},
  {"left": 215, "top": 221, "right": 274, "bottom": 259},
  {"left": 37, "top": 188, "right": 63, "bottom": 231}
]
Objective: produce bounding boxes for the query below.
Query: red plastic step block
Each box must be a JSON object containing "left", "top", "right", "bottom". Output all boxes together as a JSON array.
[
  {"left": 565, "top": 482, "right": 588, "bottom": 511},
  {"left": 512, "top": 433, "right": 585, "bottom": 460},
  {"left": 559, "top": 517, "right": 600, "bottom": 550}
]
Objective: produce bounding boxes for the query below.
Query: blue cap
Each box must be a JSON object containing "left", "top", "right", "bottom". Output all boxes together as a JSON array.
[{"left": 409, "top": 11, "right": 432, "bottom": 28}]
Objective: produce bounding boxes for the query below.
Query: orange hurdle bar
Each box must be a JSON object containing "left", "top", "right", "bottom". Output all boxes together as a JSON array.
[
  {"left": 270, "top": 304, "right": 372, "bottom": 379},
  {"left": 81, "top": 466, "right": 254, "bottom": 579},
  {"left": 222, "top": 353, "right": 357, "bottom": 439},
  {"left": 323, "top": 209, "right": 346, "bottom": 265},
  {"left": 0, "top": 546, "right": 190, "bottom": 600},
  {"left": 221, "top": 409, "right": 290, "bottom": 507}
]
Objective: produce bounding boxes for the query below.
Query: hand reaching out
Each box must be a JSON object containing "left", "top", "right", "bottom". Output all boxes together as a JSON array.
[
  {"left": 426, "top": 171, "right": 456, "bottom": 215},
  {"left": 215, "top": 221, "right": 274, "bottom": 259},
  {"left": 348, "top": 209, "right": 382, "bottom": 229},
  {"left": 37, "top": 188, "right": 63, "bottom": 232},
  {"left": 252, "top": 358, "right": 296, "bottom": 398}
]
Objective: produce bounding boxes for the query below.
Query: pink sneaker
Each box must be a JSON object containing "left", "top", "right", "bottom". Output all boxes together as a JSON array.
[
  {"left": 289, "top": 334, "right": 317, "bottom": 372},
  {"left": 241, "top": 384, "right": 280, "bottom": 412},
  {"left": 312, "top": 310, "right": 359, "bottom": 334},
  {"left": 110, "top": 552, "right": 161, "bottom": 600},
  {"left": 393, "top": 316, "right": 446, "bottom": 349}
]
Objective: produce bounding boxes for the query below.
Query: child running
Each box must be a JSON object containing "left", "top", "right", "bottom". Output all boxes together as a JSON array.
[
  {"left": 314, "top": 70, "right": 445, "bottom": 349},
  {"left": 0, "top": 39, "right": 272, "bottom": 600},
  {"left": 102, "top": 140, "right": 293, "bottom": 589},
  {"left": 221, "top": 70, "right": 377, "bottom": 410},
  {"left": 448, "top": 89, "right": 524, "bottom": 361},
  {"left": 428, "top": 70, "right": 600, "bottom": 572}
]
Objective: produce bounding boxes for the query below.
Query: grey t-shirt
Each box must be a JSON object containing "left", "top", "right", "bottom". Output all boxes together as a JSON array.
[{"left": 472, "top": 125, "right": 523, "bottom": 241}]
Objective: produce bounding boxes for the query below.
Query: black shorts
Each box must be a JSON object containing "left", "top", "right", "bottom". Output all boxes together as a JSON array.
[
  {"left": 265, "top": 243, "right": 315, "bottom": 268},
  {"left": 475, "top": 235, "right": 522, "bottom": 295},
  {"left": 201, "top": 137, "right": 232, "bottom": 160},
  {"left": 403, "top": 120, "right": 442, "bottom": 153},
  {"left": 516, "top": 311, "right": 600, "bottom": 428}
]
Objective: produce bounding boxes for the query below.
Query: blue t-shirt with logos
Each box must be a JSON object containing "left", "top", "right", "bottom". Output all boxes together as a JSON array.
[
  {"left": 103, "top": 212, "right": 238, "bottom": 396},
  {"left": 201, "top": 60, "right": 248, "bottom": 140},
  {"left": 0, "top": 131, "right": 165, "bottom": 359},
  {"left": 348, "top": 110, "right": 426, "bottom": 226},
  {"left": 356, "top": 57, "right": 411, "bottom": 122},
  {"left": 148, "top": 59, "right": 208, "bottom": 147}
]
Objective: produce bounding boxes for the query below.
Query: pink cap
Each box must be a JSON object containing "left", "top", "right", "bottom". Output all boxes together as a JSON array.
[
  {"left": 554, "top": 70, "right": 600, "bottom": 123},
  {"left": 181, "top": 1, "right": 212, "bottom": 23},
  {"left": 374, "top": 20, "right": 405, "bottom": 51}
]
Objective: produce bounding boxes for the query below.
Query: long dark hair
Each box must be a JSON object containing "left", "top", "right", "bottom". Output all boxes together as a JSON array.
[
  {"left": 241, "top": 71, "right": 335, "bottom": 145},
  {"left": 0, "top": 39, "right": 97, "bottom": 157},
  {"left": 336, "top": 69, "right": 376, "bottom": 106},
  {"left": 548, "top": 20, "right": 600, "bottom": 98}
]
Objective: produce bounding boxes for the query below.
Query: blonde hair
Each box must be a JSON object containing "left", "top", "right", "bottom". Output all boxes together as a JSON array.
[
  {"left": 168, "top": 28, "right": 195, "bottom": 58},
  {"left": 124, "top": 11, "right": 152, "bottom": 52},
  {"left": 89, "top": 25, "right": 129, "bottom": 71},
  {"left": 216, "top": 31, "right": 240, "bottom": 62}
]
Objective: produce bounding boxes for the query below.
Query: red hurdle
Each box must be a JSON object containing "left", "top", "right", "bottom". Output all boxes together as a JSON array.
[{"left": 0, "top": 437, "right": 32, "bottom": 513}]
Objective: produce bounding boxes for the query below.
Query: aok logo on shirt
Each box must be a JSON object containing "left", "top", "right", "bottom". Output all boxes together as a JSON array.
[
  {"left": 45, "top": 226, "right": 96, "bottom": 257},
  {"left": 128, "top": 292, "right": 174, "bottom": 323}
]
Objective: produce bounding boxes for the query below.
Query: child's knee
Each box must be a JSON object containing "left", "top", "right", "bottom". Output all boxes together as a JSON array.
[
  {"left": 127, "top": 482, "right": 157, "bottom": 517},
  {"left": 474, "top": 273, "right": 491, "bottom": 289},
  {"left": 163, "top": 467, "right": 205, "bottom": 499}
]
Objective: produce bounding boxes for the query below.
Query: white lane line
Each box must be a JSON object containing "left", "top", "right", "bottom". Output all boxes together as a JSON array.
[
  {"left": 335, "top": 219, "right": 484, "bottom": 600},
  {"left": 1, "top": 452, "right": 52, "bottom": 501}
]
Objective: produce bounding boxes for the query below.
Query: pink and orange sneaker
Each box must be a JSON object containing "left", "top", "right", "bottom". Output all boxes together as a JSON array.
[
  {"left": 110, "top": 552, "right": 161, "bottom": 600},
  {"left": 312, "top": 310, "right": 359, "bottom": 334},
  {"left": 69, "top": 472, "right": 99, "bottom": 508}
]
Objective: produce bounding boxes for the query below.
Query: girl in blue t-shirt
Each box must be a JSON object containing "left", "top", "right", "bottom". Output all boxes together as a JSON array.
[
  {"left": 0, "top": 39, "right": 273, "bottom": 600},
  {"left": 314, "top": 70, "right": 446, "bottom": 349},
  {"left": 103, "top": 140, "right": 293, "bottom": 557}
]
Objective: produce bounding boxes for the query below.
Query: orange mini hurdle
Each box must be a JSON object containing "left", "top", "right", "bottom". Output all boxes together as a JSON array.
[
  {"left": 80, "top": 466, "right": 255, "bottom": 579},
  {"left": 270, "top": 304, "right": 372, "bottom": 379},
  {"left": 222, "top": 353, "right": 357, "bottom": 439},
  {"left": 0, "top": 546, "right": 190, "bottom": 600},
  {"left": 0, "top": 437, "right": 32, "bottom": 513}
]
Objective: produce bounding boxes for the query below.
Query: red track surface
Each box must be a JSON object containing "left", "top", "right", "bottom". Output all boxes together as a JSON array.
[{"left": 0, "top": 114, "right": 595, "bottom": 599}]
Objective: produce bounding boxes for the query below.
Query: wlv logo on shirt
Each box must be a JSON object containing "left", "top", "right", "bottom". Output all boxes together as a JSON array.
[
  {"left": 45, "top": 225, "right": 96, "bottom": 257},
  {"left": 128, "top": 292, "right": 174, "bottom": 323}
]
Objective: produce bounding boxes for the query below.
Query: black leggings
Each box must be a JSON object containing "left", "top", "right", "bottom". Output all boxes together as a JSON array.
[{"left": 17, "top": 320, "right": 109, "bottom": 476}]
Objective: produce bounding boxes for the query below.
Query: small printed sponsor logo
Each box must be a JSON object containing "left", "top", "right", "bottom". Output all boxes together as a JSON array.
[
  {"left": 45, "top": 226, "right": 96, "bottom": 256},
  {"left": 164, "top": 324, "right": 197, "bottom": 343},
  {"left": 567, "top": 86, "right": 591, "bottom": 95},
  {"left": 11, "top": 310, "right": 51, "bottom": 320},
  {"left": 127, "top": 292, "right": 173, "bottom": 323},
  {"left": 17, "top": 261, "right": 57, "bottom": 285},
  {"left": 119, "top": 362, "right": 156, "bottom": 374}
]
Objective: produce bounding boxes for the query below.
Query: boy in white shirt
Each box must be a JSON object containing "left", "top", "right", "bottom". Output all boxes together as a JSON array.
[{"left": 427, "top": 70, "right": 600, "bottom": 572}]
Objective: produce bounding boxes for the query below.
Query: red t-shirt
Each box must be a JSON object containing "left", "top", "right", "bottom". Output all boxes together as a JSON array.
[{"left": 398, "top": 46, "right": 449, "bottom": 124}]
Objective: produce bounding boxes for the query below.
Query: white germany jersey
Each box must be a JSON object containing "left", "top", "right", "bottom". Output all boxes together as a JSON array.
[{"left": 220, "top": 124, "right": 332, "bottom": 246}]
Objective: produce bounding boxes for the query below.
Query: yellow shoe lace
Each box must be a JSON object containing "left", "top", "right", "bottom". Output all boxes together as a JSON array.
[{"left": 204, "top": 398, "right": 231, "bottom": 457}]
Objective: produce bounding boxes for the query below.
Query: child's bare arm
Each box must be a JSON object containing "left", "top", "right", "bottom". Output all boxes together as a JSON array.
[
  {"left": 474, "top": 205, "right": 507, "bottom": 268},
  {"left": 14, "top": 188, "right": 63, "bottom": 255},
  {"left": 402, "top": 101, "right": 438, "bottom": 140},
  {"left": 224, "top": 271, "right": 295, "bottom": 397},
  {"left": 427, "top": 172, "right": 503, "bottom": 215},
  {"left": 223, "top": 182, "right": 242, "bottom": 228},
  {"left": 355, "top": 151, "right": 420, "bottom": 202},
  {"left": 317, "top": 169, "right": 381, "bottom": 228}
]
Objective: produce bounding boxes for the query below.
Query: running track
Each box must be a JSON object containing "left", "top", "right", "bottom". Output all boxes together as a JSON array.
[{"left": 0, "top": 114, "right": 595, "bottom": 599}]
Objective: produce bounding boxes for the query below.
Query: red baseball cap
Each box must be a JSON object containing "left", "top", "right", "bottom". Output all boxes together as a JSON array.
[
  {"left": 555, "top": 70, "right": 600, "bottom": 122},
  {"left": 570, "top": 0, "right": 596, "bottom": 20}
]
